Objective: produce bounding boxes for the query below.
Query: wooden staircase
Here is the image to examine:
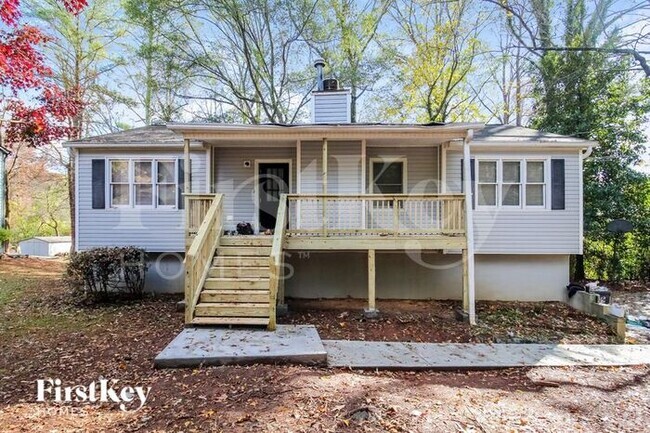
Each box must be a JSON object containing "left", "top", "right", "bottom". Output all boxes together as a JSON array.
[{"left": 191, "top": 236, "right": 274, "bottom": 326}]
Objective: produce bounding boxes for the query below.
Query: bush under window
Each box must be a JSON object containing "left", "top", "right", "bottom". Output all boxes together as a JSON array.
[{"left": 66, "top": 246, "right": 148, "bottom": 302}]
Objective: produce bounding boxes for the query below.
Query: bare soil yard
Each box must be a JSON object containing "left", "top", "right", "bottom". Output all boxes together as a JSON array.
[
  {"left": 0, "top": 257, "right": 648, "bottom": 432},
  {"left": 280, "top": 298, "right": 616, "bottom": 344}
]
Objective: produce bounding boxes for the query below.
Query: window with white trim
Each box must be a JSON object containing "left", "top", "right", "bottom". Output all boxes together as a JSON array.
[
  {"left": 525, "top": 161, "right": 545, "bottom": 206},
  {"left": 108, "top": 159, "right": 178, "bottom": 208},
  {"left": 475, "top": 159, "right": 548, "bottom": 209},
  {"left": 501, "top": 161, "right": 521, "bottom": 206},
  {"left": 371, "top": 158, "right": 407, "bottom": 194},
  {"left": 157, "top": 160, "right": 176, "bottom": 206},
  {"left": 477, "top": 160, "right": 497, "bottom": 206},
  {"left": 110, "top": 160, "right": 130, "bottom": 207}
]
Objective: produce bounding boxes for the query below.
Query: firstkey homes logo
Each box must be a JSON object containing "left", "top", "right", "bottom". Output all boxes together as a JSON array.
[{"left": 36, "top": 378, "right": 151, "bottom": 411}]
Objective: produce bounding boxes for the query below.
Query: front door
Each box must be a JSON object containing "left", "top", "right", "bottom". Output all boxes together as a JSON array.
[{"left": 258, "top": 162, "right": 290, "bottom": 231}]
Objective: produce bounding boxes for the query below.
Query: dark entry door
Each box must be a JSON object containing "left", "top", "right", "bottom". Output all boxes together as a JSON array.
[{"left": 258, "top": 163, "right": 290, "bottom": 231}]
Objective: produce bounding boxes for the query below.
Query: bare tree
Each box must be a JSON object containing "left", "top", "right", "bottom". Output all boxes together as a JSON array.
[{"left": 169, "top": 0, "right": 318, "bottom": 124}]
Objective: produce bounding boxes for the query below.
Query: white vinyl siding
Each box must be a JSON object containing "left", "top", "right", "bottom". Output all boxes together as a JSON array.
[
  {"left": 213, "top": 147, "right": 296, "bottom": 231},
  {"left": 447, "top": 149, "right": 581, "bottom": 254},
  {"left": 77, "top": 149, "right": 206, "bottom": 252},
  {"left": 366, "top": 147, "right": 439, "bottom": 193},
  {"left": 312, "top": 90, "right": 351, "bottom": 124}
]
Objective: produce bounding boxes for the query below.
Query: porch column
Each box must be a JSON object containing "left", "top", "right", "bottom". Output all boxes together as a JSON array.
[
  {"left": 462, "top": 135, "right": 476, "bottom": 324},
  {"left": 183, "top": 139, "right": 191, "bottom": 194},
  {"left": 365, "top": 249, "right": 378, "bottom": 317}
]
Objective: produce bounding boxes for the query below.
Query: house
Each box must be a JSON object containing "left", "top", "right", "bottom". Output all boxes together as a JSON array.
[
  {"left": 18, "top": 236, "right": 72, "bottom": 257},
  {"left": 63, "top": 64, "right": 596, "bottom": 329},
  {"left": 0, "top": 145, "right": 9, "bottom": 254}
]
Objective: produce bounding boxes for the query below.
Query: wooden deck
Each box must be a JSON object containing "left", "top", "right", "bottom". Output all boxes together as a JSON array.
[{"left": 184, "top": 193, "right": 469, "bottom": 330}]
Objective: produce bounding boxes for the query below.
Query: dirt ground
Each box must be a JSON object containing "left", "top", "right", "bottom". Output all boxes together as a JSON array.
[
  {"left": 1, "top": 257, "right": 649, "bottom": 432},
  {"left": 280, "top": 299, "right": 616, "bottom": 344}
]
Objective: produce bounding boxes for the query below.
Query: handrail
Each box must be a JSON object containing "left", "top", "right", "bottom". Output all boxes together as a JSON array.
[
  {"left": 268, "top": 193, "right": 288, "bottom": 330},
  {"left": 184, "top": 194, "right": 224, "bottom": 324},
  {"left": 185, "top": 194, "right": 218, "bottom": 241},
  {"left": 286, "top": 193, "right": 465, "bottom": 237}
]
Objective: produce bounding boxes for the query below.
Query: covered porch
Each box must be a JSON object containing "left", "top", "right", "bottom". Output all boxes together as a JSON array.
[{"left": 172, "top": 123, "right": 480, "bottom": 327}]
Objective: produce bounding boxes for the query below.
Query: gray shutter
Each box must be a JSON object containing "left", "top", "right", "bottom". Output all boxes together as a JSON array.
[
  {"left": 91, "top": 159, "right": 106, "bottom": 209},
  {"left": 177, "top": 159, "right": 185, "bottom": 210},
  {"left": 551, "top": 159, "right": 565, "bottom": 210},
  {"left": 460, "top": 159, "right": 476, "bottom": 209}
]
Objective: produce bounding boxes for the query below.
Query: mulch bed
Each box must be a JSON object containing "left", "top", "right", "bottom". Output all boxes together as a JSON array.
[{"left": 279, "top": 298, "right": 617, "bottom": 344}]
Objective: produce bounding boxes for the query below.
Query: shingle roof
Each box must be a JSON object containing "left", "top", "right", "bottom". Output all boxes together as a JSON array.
[
  {"left": 66, "top": 125, "right": 183, "bottom": 145},
  {"left": 474, "top": 124, "right": 592, "bottom": 143}
]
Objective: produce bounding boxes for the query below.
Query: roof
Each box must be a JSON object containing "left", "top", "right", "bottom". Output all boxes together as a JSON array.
[
  {"left": 20, "top": 236, "right": 72, "bottom": 243},
  {"left": 66, "top": 125, "right": 182, "bottom": 145},
  {"left": 473, "top": 125, "right": 597, "bottom": 147},
  {"left": 63, "top": 122, "right": 596, "bottom": 150}
]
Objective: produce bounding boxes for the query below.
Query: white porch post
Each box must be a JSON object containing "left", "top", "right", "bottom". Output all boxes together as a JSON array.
[
  {"left": 184, "top": 138, "right": 191, "bottom": 194},
  {"left": 322, "top": 138, "right": 328, "bottom": 235},
  {"left": 462, "top": 136, "right": 476, "bottom": 325},
  {"left": 296, "top": 139, "right": 301, "bottom": 229}
]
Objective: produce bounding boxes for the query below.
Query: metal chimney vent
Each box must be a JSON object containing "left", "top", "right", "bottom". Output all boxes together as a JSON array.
[{"left": 314, "top": 58, "right": 325, "bottom": 91}]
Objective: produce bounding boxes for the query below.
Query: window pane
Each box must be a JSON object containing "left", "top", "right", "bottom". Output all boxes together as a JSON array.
[
  {"left": 526, "top": 184, "right": 544, "bottom": 206},
  {"left": 135, "top": 184, "right": 152, "bottom": 205},
  {"left": 111, "top": 184, "right": 129, "bottom": 206},
  {"left": 502, "top": 162, "right": 521, "bottom": 183},
  {"left": 111, "top": 160, "right": 129, "bottom": 182},
  {"left": 527, "top": 161, "right": 544, "bottom": 183},
  {"left": 478, "top": 184, "right": 496, "bottom": 206},
  {"left": 502, "top": 184, "right": 520, "bottom": 206},
  {"left": 478, "top": 161, "right": 496, "bottom": 182},
  {"left": 158, "top": 185, "right": 176, "bottom": 206},
  {"left": 374, "top": 162, "right": 403, "bottom": 193},
  {"left": 157, "top": 161, "right": 175, "bottom": 183},
  {"left": 134, "top": 161, "right": 152, "bottom": 183}
]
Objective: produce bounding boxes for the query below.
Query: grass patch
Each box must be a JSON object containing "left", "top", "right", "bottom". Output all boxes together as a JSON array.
[{"left": 0, "top": 276, "right": 28, "bottom": 305}]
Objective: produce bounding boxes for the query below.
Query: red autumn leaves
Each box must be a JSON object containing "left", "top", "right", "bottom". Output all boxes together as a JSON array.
[{"left": 1, "top": 0, "right": 87, "bottom": 148}]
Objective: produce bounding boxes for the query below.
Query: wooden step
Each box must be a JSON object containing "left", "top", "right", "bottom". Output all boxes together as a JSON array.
[
  {"left": 200, "top": 289, "right": 270, "bottom": 303},
  {"left": 191, "top": 317, "right": 270, "bottom": 326},
  {"left": 194, "top": 302, "right": 270, "bottom": 317},
  {"left": 204, "top": 277, "right": 269, "bottom": 290},
  {"left": 209, "top": 267, "right": 270, "bottom": 278},
  {"left": 220, "top": 236, "right": 273, "bottom": 247},
  {"left": 213, "top": 256, "right": 269, "bottom": 267},
  {"left": 217, "top": 246, "right": 271, "bottom": 256}
]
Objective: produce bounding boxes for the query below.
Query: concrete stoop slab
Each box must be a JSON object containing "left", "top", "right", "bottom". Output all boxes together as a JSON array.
[
  {"left": 154, "top": 325, "right": 327, "bottom": 368},
  {"left": 323, "top": 341, "right": 650, "bottom": 369}
]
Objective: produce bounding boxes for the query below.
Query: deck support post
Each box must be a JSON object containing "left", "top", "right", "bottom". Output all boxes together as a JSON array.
[
  {"left": 365, "top": 249, "right": 378, "bottom": 318},
  {"left": 462, "top": 135, "right": 476, "bottom": 325},
  {"left": 322, "top": 138, "right": 328, "bottom": 235}
]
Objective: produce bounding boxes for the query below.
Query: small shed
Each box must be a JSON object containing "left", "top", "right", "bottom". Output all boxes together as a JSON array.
[{"left": 18, "top": 236, "right": 72, "bottom": 257}]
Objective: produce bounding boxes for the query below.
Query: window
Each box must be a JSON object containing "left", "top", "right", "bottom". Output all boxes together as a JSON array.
[
  {"left": 108, "top": 159, "right": 178, "bottom": 208},
  {"left": 134, "top": 161, "right": 153, "bottom": 206},
  {"left": 475, "top": 159, "right": 548, "bottom": 209},
  {"left": 371, "top": 159, "right": 406, "bottom": 194},
  {"left": 110, "top": 160, "right": 130, "bottom": 207},
  {"left": 477, "top": 161, "right": 497, "bottom": 206},
  {"left": 157, "top": 160, "right": 176, "bottom": 206},
  {"left": 501, "top": 161, "right": 521, "bottom": 206},
  {"left": 526, "top": 161, "right": 545, "bottom": 206}
]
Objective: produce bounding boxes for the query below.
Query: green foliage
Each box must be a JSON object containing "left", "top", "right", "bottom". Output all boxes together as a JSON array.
[
  {"left": 65, "top": 246, "right": 148, "bottom": 302},
  {"left": 524, "top": 0, "right": 650, "bottom": 282}
]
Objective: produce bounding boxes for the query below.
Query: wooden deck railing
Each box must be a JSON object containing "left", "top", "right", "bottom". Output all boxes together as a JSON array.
[
  {"left": 268, "top": 193, "right": 288, "bottom": 330},
  {"left": 287, "top": 194, "right": 465, "bottom": 237},
  {"left": 184, "top": 194, "right": 223, "bottom": 323},
  {"left": 185, "top": 194, "right": 218, "bottom": 241}
]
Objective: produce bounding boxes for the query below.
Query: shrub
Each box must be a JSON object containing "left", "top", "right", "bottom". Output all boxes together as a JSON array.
[{"left": 66, "top": 246, "right": 148, "bottom": 302}]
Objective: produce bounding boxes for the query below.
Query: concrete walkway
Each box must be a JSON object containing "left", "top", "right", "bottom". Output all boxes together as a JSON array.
[
  {"left": 154, "top": 325, "right": 327, "bottom": 368},
  {"left": 324, "top": 341, "right": 650, "bottom": 369}
]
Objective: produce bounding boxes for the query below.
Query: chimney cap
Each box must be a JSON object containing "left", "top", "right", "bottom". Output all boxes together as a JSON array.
[{"left": 314, "top": 58, "right": 325, "bottom": 68}]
